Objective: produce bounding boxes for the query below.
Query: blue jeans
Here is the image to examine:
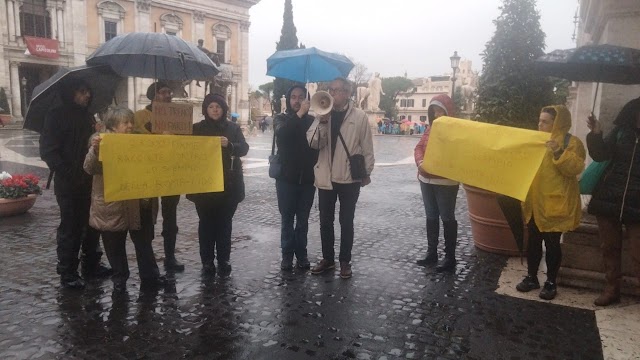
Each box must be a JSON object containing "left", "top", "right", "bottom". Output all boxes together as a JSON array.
[
  {"left": 276, "top": 180, "right": 316, "bottom": 260},
  {"left": 420, "top": 182, "right": 459, "bottom": 221}
]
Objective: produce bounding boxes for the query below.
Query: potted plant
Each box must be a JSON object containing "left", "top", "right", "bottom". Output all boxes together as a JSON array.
[
  {"left": 0, "top": 87, "right": 12, "bottom": 126},
  {"left": 0, "top": 172, "right": 42, "bottom": 217},
  {"left": 466, "top": 0, "right": 560, "bottom": 255}
]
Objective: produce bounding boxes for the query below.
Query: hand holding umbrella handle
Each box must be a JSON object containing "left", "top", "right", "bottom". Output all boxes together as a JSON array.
[{"left": 587, "top": 112, "right": 602, "bottom": 134}]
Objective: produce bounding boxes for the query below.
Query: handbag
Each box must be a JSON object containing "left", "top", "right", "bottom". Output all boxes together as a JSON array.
[
  {"left": 337, "top": 131, "right": 368, "bottom": 180},
  {"left": 578, "top": 129, "right": 621, "bottom": 195},
  {"left": 268, "top": 129, "right": 283, "bottom": 179}
]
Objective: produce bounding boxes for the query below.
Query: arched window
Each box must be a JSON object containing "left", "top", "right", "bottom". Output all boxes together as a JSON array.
[
  {"left": 212, "top": 23, "right": 232, "bottom": 64},
  {"left": 97, "top": 1, "right": 125, "bottom": 43},
  {"left": 20, "top": 0, "right": 51, "bottom": 38},
  {"left": 161, "top": 13, "right": 183, "bottom": 37}
]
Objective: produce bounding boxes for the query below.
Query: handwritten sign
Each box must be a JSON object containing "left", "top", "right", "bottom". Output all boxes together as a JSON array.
[
  {"left": 422, "top": 117, "right": 549, "bottom": 201},
  {"left": 100, "top": 134, "right": 223, "bottom": 202},
  {"left": 151, "top": 102, "right": 194, "bottom": 134}
]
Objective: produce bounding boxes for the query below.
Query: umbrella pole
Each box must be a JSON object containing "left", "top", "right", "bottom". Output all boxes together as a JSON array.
[{"left": 591, "top": 82, "right": 600, "bottom": 114}]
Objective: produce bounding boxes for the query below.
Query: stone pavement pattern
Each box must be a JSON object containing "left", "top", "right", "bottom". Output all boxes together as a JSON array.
[{"left": 0, "top": 130, "right": 604, "bottom": 359}]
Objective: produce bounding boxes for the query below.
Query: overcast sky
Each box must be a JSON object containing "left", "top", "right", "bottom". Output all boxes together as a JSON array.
[{"left": 248, "top": 0, "right": 579, "bottom": 88}]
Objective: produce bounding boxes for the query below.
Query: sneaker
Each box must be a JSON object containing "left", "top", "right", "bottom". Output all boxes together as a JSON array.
[
  {"left": 281, "top": 254, "right": 294, "bottom": 271},
  {"left": 296, "top": 257, "right": 311, "bottom": 270},
  {"left": 416, "top": 253, "right": 438, "bottom": 267},
  {"left": 339, "top": 261, "right": 352, "bottom": 279},
  {"left": 311, "top": 259, "right": 335, "bottom": 275},
  {"left": 435, "top": 257, "right": 456, "bottom": 272},
  {"left": 516, "top": 275, "right": 540, "bottom": 292},
  {"left": 539, "top": 281, "right": 557, "bottom": 300},
  {"left": 218, "top": 261, "right": 232, "bottom": 277}
]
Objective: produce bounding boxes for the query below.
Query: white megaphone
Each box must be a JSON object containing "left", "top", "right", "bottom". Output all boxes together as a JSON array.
[{"left": 310, "top": 91, "right": 333, "bottom": 116}]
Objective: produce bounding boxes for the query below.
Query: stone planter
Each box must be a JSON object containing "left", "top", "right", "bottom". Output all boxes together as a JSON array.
[
  {"left": 463, "top": 184, "right": 526, "bottom": 256},
  {"left": 0, "top": 194, "right": 37, "bottom": 217},
  {"left": 0, "top": 114, "right": 11, "bottom": 127}
]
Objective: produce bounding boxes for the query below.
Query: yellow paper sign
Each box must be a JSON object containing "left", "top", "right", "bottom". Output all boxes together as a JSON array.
[
  {"left": 100, "top": 134, "right": 223, "bottom": 202},
  {"left": 422, "top": 117, "right": 549, "bottom": 201},
  {"left": 151, "top": 102, "right": 194, "bottom": 134}
]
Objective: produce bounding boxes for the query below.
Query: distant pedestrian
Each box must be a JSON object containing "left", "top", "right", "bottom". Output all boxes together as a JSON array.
[
  {"left": 586, "top": 98, "right": 640, "bottom": 306},
  {"left": 414, "top": 94, "right": 460, "bottom": 272},
  {"left": 39, "top": 78, "right": 111, "bottom": 289},
  {"left": 273, "top": 85, "right": 318, "bottom": 271},
  {"left": 516, "top": 105, "right": 585, "bottom": 300},
  {"left": 84, "top": 107, "right": 167, "bottom": 292},
  {"left": 188, "top": 93, "right": 249, "bottom": 277},
  {"left": 307, "top": 78, "right": 375, "bottom": 279}
]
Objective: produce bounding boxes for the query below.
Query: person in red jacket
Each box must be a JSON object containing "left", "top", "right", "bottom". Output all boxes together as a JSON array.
[{"left": 413, "top": 94, "right": 459, "bottom": 272}]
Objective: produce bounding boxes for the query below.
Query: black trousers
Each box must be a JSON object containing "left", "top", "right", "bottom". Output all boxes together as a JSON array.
[
  {"left": 160, "top": 195, "right": 180, "bottom": 241},
  {"left": 55, "top": 194, "right": 103, "bottom": 277},
  {"left": 527, "top": 219, "right": 562, "bottom": 283},
  {"left": 101, "top": 206, "right": 160, "bottom": 283},
  {"left": 195, "top": 198, "right": 238, "bottom": 266},
  {"left": 318, "top": 182, "right": 361, "bottom": 263}
]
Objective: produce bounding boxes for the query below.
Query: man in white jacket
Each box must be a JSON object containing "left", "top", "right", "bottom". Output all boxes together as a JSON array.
[{"left": 306, "top": 78, "right": 375, "bottom": 279}]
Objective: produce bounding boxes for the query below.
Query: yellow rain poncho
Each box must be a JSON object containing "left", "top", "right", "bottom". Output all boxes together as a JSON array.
[{"left": 522, "top": 105, "right": 586, "bottom": 232}]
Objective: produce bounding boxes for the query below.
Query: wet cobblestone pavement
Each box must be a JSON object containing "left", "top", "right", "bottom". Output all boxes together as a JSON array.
[{"left": 0, "top": 130, "right": 604, "bottom": 359}]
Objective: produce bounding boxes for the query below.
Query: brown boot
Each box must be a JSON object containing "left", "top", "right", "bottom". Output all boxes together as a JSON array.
[{"left": 594, "top": 283, "right": 620, "bottom": 306}]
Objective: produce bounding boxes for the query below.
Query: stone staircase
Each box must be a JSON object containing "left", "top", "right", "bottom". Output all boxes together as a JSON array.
[{"left": 559, "top": 212, "right": 639, "bottom": 296}]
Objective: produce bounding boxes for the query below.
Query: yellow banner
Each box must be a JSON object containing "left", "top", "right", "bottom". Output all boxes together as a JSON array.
[
  {"left": 100, "top": 134, "right": 223, "bottom": 202},
  {"left": 422, "top": 117, "right": 549, "bottom": 201}
]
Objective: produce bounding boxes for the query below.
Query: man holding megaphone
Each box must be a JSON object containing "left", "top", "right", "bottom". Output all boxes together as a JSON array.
[{"left": 307, "top": 78, "right": 375, "bottom": 279}]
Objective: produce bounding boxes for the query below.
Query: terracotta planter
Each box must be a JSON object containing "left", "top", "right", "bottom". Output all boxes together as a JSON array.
[
  {"left": 0, "top": 114, "right": 11, "bottom": 127},
  {"left": 463, "top": 184, "right": 527, "bottom": 256},
  {"left": 0, "top": 194, "right": 37, "bottom": 217}
]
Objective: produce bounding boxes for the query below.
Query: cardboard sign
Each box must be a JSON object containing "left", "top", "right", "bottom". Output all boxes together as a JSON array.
[
  {"left": 100, "top": 134, "right": 223, "bottom": 202},
  {"left": 422, "top": 117, "right": 549, "bottom": 201},
  {"left": 151, "top": 102, "right": 193, "bottom": 134}
]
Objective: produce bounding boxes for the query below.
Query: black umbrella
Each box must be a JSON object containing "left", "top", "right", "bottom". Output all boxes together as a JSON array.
[
  {"left": 534, "top": 44, "right": 640, "bottom": 111},
  {"left": 23, "top": 65, "right": 124, "bottom": 133},
  {"left": 86, "top": 32, "right": 219, "bottom": 81},
  {"left": 496, "top": 194, "right": 525, "bottom": 261}
]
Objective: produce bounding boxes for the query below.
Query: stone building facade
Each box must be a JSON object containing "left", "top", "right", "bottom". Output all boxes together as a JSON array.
[{"left": 0, "top": 0, "right": 259, "bottom": 125}]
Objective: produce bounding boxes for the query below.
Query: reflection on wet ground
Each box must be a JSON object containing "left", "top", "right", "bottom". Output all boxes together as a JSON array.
[{"left": 0, "top": 131, "right": 604, "bottom": 359}]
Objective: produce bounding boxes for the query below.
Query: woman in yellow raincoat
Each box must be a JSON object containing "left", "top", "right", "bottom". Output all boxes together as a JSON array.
[{"left": 516, "top": 105, "right": 585, "bottom": 300}]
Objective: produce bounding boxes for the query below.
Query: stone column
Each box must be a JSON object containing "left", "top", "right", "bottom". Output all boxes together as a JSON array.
[
  {"left": 70, "top": 0, "right": 87, "bottom": 65},
  {"left": 136, "top": 0, "right": 151, "bottom": 32},
  {"left": 238, "top": 21, "right": 250, "bottom": 125},
  {"left": 9, "top": 62, "right": 22, "bottom": 118},
  {"left": 193, "top": 11, "right": 205, "bottom": 44},
  {"left": 230, "top": 82, "right": 237, "bottom": 114},
  {"left": 48, "top": 6, "right": 58, "bottom": 41},
  {"left": 57, "top": 5, "right": 65, "bottom": 45},
  {"left": 7, "top": 0, "right": 16, "bottom": 42}
]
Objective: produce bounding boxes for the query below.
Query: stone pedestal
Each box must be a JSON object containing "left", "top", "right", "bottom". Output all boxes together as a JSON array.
[
  {"left": 558, "top": 213, "right": 639, "bottom": 296},
  {"left": 365, "top": 110, "right": 385, "bottom": 134}
]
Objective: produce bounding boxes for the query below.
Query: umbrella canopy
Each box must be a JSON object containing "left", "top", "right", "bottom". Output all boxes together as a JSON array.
[
  {"left": 534, "top": 44, "right": 640, "bottom": 84},
  {"left": 86, "top": 32, "right": 219, "bottom": 81},
  {"left": 24, "top": 65, "right": 124, "bottom": 133},
  {"left": 266, "top": 47, "right": 354, "bottom": 83}
]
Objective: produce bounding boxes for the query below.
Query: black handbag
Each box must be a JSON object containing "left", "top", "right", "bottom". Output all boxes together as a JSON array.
[
  {"left": 338, "top": 131, "right": 367, "bottom": 180},
  {"left": 268, "top": 129, "right": 283, "bottom": 179}
]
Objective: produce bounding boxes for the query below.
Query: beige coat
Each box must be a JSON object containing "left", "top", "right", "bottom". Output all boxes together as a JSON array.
[
  {"left": 84, "top": 133, "right": 158, "bottom": 232},
  {"left": 306, "top": 103, "right": 375, "bottom": 190}
]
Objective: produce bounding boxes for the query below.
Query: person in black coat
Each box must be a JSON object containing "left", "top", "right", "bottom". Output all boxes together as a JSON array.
[
  {"left": 586, "top": 97, "right": 640, "bottom": 306},
  {"left": 273, "top": 85, "right": 318, "bottom": 270},
  {"left": 39, "top": 78, "right": 111, "bottom": 289},
  {"left": 188, "top": 93, "right": 249, "bottom": 277}
]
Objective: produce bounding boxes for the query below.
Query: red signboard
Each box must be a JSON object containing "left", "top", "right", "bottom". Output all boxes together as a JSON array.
[{"left": 24, "top": 36, "right": 59, "bottom": 59}]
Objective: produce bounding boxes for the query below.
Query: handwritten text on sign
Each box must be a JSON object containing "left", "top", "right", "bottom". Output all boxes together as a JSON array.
[
  {"left": 421, "top": 117, "right": 549, "bottom": 201},
  {"left": 151, "top": 102, "right": 194, "bottom": 134},
  {"left": 100, "top": 134, "right": 223, "bottom": 202}
]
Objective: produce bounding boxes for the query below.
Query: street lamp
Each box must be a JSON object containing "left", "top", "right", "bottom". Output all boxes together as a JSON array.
[{"left": 449, "top": 51, "right": 461, "bottom": 104}]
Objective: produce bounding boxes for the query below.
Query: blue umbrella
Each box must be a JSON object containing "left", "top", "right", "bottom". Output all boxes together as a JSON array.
[
  {"left": 266, "top": 47, "right": 354, "bottom": 83},
  {"left": 230, "top": 112, "right": 240, "bottom": 117}
]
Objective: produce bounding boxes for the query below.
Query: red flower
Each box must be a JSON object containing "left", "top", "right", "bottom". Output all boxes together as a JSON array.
[{"left": 0, "top": 173, "right": 43, "bottom": 199}]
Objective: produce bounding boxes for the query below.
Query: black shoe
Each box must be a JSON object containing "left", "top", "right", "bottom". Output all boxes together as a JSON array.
[
  {"left": 203, "top": 263, "right": 216, "bottom": 276},
  {"left": 281, "top": 254, "right": 294, "bottom": 271},
  {"left": 435, "top": 257, "right": 456, "bottom": 272},
  {"left": 140, "top": 275, "right": 168, "bottom": 290},
  {"left": 83, "top": 263, "right": 113, "bottom": 279},
  {"left": 516, "top": 275, "right": 540, "bottom": 292},
  {"left": 218, "top": 261, "right": 232, "bottom": 277},
  {"left": 164, "top": 257, "right": 185, "bottom": 272},
  {"left": 113, "top": 280, "right": 127, "bottom": 293},
  {"left": 416, "top": 253, "right": 438, "bottom": 267},
  {"left": 60, "top": 274, "right": 86, "bottom": 289},
  {"left": 296, "top": 257, "right": 311, "bottom": 270},
  {"left": 539, "top": 281, "right": 557, "bottom": 300}
]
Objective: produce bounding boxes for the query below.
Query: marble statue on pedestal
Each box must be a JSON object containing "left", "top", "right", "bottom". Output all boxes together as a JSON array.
[
  {"left": 280, "top": 95, "right": 287, "bottom": 113},
  {"left": 356, "top": 86, "right": 370, "bottom": 109},
  {"left": 367, "top": 72, "right": 384, "bottom": 111}
]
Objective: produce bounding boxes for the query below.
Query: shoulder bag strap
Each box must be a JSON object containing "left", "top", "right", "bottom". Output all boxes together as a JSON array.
[
  {"left": 271, "top": 126, "right": 276, "bottom": 156},
  {"left": 337, "top": 131, "right": 352, "bottom": 159}
]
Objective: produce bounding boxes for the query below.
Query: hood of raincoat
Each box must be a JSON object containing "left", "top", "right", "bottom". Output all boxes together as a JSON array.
[
  {"left": 543, "top": 104, "right": 572, "bottom": 148},
  {"left": 427, "top": 94, "right": 455, "bottom": 125}
]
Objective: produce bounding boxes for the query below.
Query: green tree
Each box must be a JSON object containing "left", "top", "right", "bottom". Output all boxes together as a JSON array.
[
  {"left": 379, "top": 76, "right": 414, "bottom": 119},
  {"left": 272, "top": 0, "right": 304, "bottom": 113},
  {"left": 0, "top": 88, "right": 10, "bottom": 115},
  {"left": 475, "top": 0, "right": 554, "bottom": 129}
]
